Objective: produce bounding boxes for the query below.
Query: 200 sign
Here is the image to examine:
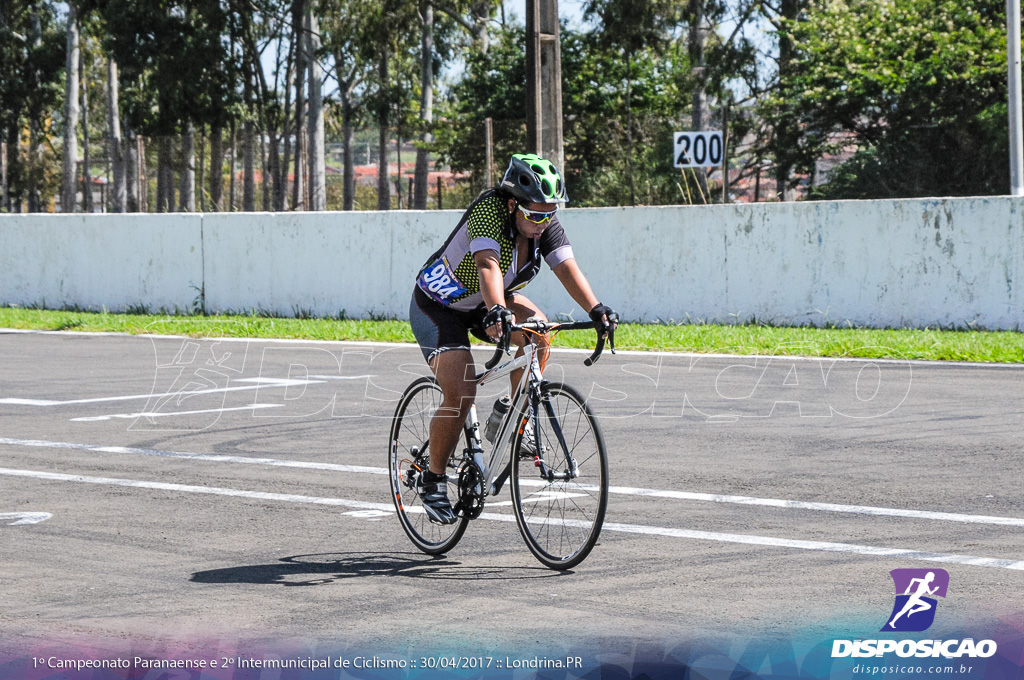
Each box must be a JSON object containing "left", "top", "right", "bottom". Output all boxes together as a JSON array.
[{"left": 674, "top": 131, "right": 723, "bottom": 168}]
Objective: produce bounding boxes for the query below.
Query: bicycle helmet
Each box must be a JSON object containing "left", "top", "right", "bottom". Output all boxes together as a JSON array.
[{"left": 500, "top": 153, "right": 569, "bottom": 204}]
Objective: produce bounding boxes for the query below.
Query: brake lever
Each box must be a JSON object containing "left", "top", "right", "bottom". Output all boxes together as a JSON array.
[
  {"left": 500, "top": 315, "right": 513, "bottom": 354},
  {"left": 483, "top": 316, "right": 515, "bottom": 370},
  {"left": 583, "top": 314, "right": 617, "bottom": 366},
  {"left": 584, "top": 335, "right": 605, "bottom": 366}
]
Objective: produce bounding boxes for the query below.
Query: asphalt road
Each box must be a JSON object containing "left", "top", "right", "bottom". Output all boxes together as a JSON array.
[{"left": 1, "top": 330, "right": 1022, "bottom": 674}]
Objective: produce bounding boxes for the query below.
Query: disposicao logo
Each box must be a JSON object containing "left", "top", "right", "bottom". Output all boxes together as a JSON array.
[
  {"left": 881, "top": 568, "right": 949, "bottom": 632},
  {"left": 831, "top": 568, "right": 998, "bottom": 660}
]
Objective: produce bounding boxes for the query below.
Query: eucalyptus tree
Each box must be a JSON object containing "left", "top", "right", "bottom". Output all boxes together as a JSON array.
[
  {"left": 413, "top": 0, "right": 436, "bottom": 209},
  {"left": 436, "top": 0, "right": 497, "bottom": 53},
  {"left": 0, "top": 0, "right": 64, "bottom": 211},
  {"left": 411, "top": 0, "right": 500, "bottom": 208},
  {"left": 352, "top": 0, "right": 421, "bottom": 209},
  {"left": 97, "top": 0, "right": 242, "bottom": 211},
  {"left": 61, "top": 2, "right": 80, "bottom": 212},
  {"left": 320, "top": 0, "right": 371, "bottom": 210},
  {"left": 307, "top": 3, "right": 326, "bottom": 210},
  {"left": 106, "top": 56, "right": 126, "bottom": 211}
]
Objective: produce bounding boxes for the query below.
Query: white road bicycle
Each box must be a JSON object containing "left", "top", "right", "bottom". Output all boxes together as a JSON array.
[{"left": 387, "top": 317, "right": 614, "bottom": 570}]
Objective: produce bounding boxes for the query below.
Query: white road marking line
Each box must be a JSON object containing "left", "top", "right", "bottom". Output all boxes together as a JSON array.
[
  {"left": 2, "top": 436, "right": 1022, "bottom": 529},
  {"left": 0, "top": 512, "right": 52, "bottom": 525},
  {"left": 597, "top": 521, "right": 1024, "bottom": 570},
  {"left": 70, "top": 404, "right": 282, "bottom": 422},
  {"left": 0, "top": 437, "right": 386, "bottom": 475},
  {"left": 0, "top": 377, "right": 329, "bottom": 407},
  {"left": 0, "top": 467, "right": 390, "bottom": 513},
  {"left": 603, "top": 486, "right": 1024, "bottom": 527},
  {"left": 2, "top": 465, "right": 1022, "bottom": 571}
]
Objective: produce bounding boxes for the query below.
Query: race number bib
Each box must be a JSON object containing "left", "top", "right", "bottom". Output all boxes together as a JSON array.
[{"left": 417, "top": 257, "right": 468, "bottom": 304}]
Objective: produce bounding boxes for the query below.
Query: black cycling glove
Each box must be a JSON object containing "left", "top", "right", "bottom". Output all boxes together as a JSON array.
[
  {"left": 589, "top": 303, "right": 618, "bottom": 336},
  {"left": 483, "top": 304, "right": 512, "bottom": 334}
]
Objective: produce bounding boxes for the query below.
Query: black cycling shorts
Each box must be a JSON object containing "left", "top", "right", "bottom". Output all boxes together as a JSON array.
[{"left": 409, "top": 287, "right": 497, "bottom": 363}]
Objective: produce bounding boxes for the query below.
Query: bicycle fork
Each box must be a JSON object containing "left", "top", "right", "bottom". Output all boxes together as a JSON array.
[
  {"left": 488, "top": 385, "right": 580, "bottom": 495},
  {"left": 529, "top": 389, "right": 579, "bottom": 483}
]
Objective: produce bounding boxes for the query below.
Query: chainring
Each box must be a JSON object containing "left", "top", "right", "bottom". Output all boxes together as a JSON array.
[{"left": 455, "top": 458, "right": 486, "bottom": 519}]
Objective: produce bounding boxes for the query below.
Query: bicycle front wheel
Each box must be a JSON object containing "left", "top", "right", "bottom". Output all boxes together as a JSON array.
[
  {"left": 388, "top": 376, "right": 469, "bottom": 555},
  {"left": 511, "top": 381, "right": 609, "bottom": 570}
]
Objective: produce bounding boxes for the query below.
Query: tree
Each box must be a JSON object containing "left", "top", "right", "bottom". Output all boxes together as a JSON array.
[
  {"left": 320, "top": 0, "right": 372, "bottom": 210},
  {"left": 413, "top": 0, "right": 435, "bottom": 210},
  {"left": 756, "top": 0, "right": 806, "bottom": 200},
  {"left": 1, "top": 1, "right": 65, "bottom": 211},
  {"left": 106, "top": 57, "right": 126, "bottom": 211},
  {"left": 437, "top": 19, "right": 695, "bottom": 206},
  {"left": 61, "top": 3, "right": 80, "bottom": 212},
  {"left": 97, "top": 0, "right": 243, "bottom": 209},
  {"left": 354, "top": 1, "right": 420, "bottom": 210},
  {"left": 307, "top": 2, "right": 326, "bottom": 210},
  {"left": 432, "top": 22, "right": 529, "bottom": 191},
  {"left": 764, "top": 0, "right": 1008, "bottom": 198},
  {"left": 411, "top": 0, "right": 499, "bottom": 208},
  {"left": 584, "top": 0, "right": 679, "bottom": 204},
  {"left": 564, "top": 26, "right": 690, "bottom": 205}
]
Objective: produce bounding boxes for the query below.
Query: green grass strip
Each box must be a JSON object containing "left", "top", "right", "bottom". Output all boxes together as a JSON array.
[{"left": 0, "top": 306, "right": 1020, "bottom": 363}]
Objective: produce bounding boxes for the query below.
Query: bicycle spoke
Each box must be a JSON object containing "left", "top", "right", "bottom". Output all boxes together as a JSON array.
[
  {"left": 388, "top": 377, "right": 469, "bottom": 554},
  {"left": 511, "top": 382, "right": 608, "bottom": 570}
]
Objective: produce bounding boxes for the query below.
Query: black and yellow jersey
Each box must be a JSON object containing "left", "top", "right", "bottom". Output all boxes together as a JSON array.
[{"left": 415, "top": 189, "right": 574, "bottom": 311}]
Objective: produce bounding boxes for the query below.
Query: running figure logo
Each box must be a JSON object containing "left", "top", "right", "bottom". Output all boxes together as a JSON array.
[{"left": 881, "top": 568, "right": 949, "bottom": 632}]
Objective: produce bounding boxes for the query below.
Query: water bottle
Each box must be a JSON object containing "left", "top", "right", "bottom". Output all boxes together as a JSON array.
[{"left": 483, "top": 396, "right": 511, "bottom": 443}]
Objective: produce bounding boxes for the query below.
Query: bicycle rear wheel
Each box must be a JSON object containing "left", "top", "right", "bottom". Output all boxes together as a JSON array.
[
  {"left": 510, "top": 381, "right": 608, "bottom": 570},
  {"left": 388, "top": 376, "right": 469, "bottom": 554}
]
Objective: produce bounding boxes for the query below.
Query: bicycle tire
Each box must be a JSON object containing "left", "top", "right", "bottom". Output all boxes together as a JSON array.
[
  {"left": 510, "top": 381, "right": 609, "bottom": 570},
  {"left": 387, "top": 376, "right": 469, "bottom": 555}
]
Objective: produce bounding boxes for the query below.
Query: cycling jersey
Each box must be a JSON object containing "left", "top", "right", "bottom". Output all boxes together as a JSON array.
[{"left": 415, "top": 189, "right": 574, "bottom": 312}]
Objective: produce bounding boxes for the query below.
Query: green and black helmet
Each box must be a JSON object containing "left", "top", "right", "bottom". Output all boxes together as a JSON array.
[{"left": 500, "top": 153, "right": 569, "bottom": 204}]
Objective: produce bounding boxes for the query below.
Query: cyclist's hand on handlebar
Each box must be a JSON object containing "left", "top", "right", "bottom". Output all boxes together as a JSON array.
[
  {"left": 589, "top": 303, "right": 618, "bottom": 339},
  {"left": 483, "top": 304, "right": 514, "bottom": 340}
]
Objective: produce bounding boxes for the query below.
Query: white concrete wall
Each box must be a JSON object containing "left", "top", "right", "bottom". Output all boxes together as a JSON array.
[
  {"left": 0, "top": 213, "right": 204, "bottom": 313},
  {"left": 1, "top": 196, "right": 1021, "bottom": 330}
]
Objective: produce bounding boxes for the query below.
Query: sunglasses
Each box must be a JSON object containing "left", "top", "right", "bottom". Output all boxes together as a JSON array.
[{"left": 516, "top": 204, "right": 557, "bottom": 224}]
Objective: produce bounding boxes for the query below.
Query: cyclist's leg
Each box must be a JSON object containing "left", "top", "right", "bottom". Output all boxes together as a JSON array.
[
  {"left": 410, "top": 288, "right": 478, "bottom": 474},
  {"left": 427, "top": 348, "right": 477, "bottom": 474}
]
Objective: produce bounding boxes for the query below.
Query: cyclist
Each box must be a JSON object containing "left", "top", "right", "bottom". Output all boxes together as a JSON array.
[{"left": 409, "top": 153, "right": 617, "bottom": 524}]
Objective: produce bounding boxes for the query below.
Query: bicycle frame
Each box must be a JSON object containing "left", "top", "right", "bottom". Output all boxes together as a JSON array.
[
  {"left": 389, "top": 314, "right": 615, "bottom": 568},
  {"left": 458, "top": 317, "right": 612, "bottom": 500},
  {"left": 465, "top": 338, "right": 541, "bottom": 497}
]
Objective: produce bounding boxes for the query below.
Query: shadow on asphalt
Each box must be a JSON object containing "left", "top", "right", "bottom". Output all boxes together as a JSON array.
[{"left": 190, "top": 552, "right": 567, "bottom": 586}]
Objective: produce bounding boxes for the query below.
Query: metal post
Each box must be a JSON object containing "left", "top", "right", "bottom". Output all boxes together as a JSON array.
[{"left": 1008, "top": 0, "right": 1024, "bottom": 195}]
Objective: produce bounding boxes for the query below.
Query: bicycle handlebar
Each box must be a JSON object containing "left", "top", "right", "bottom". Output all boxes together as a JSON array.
[{"left": 483, "top": 318, "right": 616, "bottom": 370}]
